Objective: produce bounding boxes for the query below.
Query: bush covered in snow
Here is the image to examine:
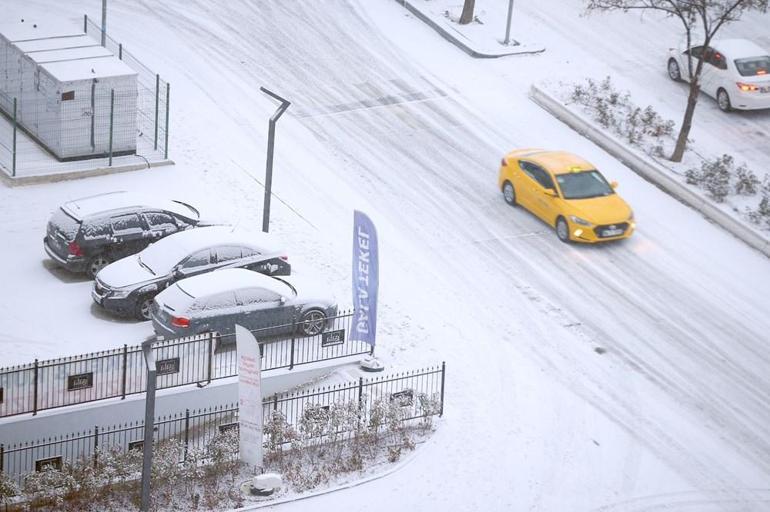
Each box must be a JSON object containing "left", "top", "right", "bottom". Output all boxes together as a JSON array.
[
  {"left": 685, "top": 154, "right": 764, "bottom": 205},
  {"left": 569, "top": 76, "right": 675, "bottom": 156},
  {"left": 748, "top": 177, "right": 770, "bottom": 229},
  {"left": 5, "top": 393, "right": 442, "bottom": 511}
]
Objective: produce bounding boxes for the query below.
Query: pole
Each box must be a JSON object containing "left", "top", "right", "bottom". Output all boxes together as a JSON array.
[
  {"left": 154, "top": 74, "right": 160, "bottom": 150},
  {"left": 11, "top": 98, "right": 17, "bottom": 177},
  {"left": 164, "top": 82, "right": 170, "bottom": 159},
  {"left": 101, "top": 0, "right": 107, "bottom": 47},
  {"left": 140, "top": 339, "right": 157, "bottom": 512},
  {"left": 504, "top": 0, "right": 514, "bottom": 45},
  {"left": 84, "top": 14, "right": 88, "bottom": 34},
  {"left": 259, "top": 87, "right": 291, "bottom": 233},
  {"left": 33, "top": 359, "right": 38, "bottom": 416},
  {"left": 439, "top": 361, "right": 446, "bottom": 417},
  {"left": 108, "top": 89, "right": 114, "bottom": 166}
]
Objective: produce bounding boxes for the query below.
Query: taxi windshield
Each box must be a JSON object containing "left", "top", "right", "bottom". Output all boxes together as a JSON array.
[{"left": 556, "top": 170, "right": 614, "bottom": 200}]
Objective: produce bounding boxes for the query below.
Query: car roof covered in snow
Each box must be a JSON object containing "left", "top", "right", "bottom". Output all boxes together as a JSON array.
[
  {"left": 176, "top": 268, "right": 290, "bottom": 300},
  {"left": 62, "top": 191, "right": 199, "bottom": 221},
  {"left": 507, "top": 149, "right": 597, "bottom": 174},
  {"left": 138, "top": 227, "right": 286, "bottom": 275},
  {"left": 712, "top": 39, "right": 768, "bottom": 59}
]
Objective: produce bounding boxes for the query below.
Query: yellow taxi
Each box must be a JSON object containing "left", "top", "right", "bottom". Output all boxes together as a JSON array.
[{"left": 498, "top": 149, "right": 635, "bottom": 243}]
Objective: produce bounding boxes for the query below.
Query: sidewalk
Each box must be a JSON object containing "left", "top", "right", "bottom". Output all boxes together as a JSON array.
[{"left": 394, "top": 0, "right": 545, "bottom": 58}]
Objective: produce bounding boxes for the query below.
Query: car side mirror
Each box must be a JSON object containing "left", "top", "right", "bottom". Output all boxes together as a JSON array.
[
  {"left": 610, "top": 181, "right": 619, "bottom": 189},
  {"left": 279, "top": 296, "right": 287, "bottom": 305},
  {"left": 545, "top": 189, "right": 558, "bottom": 197},
  {"left": 172, "top": 268, "right": 184, "bottom": 279}
]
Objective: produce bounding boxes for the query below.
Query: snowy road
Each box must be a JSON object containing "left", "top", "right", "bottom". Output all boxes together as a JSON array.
[{"left": 3, "top": 0, "right": 770, "bottom": 510}]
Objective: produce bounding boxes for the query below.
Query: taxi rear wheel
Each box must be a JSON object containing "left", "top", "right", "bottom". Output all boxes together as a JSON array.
[
  {"left": 556, "top": 217, "right": 571, "bottom": 243},
  {"left": 502, "top": 181, "right": 517, "bottom": 206}
]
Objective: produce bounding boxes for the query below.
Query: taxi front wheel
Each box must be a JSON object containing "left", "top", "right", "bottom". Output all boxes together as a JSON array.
[{"left": 556, "top": 217, "right": 571, "bottom": 243}]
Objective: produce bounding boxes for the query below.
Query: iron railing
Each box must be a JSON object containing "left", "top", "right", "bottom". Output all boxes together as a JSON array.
[
  {"left": 0, "top": 364, "right": 446, "bottom": 486},
  {"left": 0, "top": 310, "right": 371, "bottom": 418}
]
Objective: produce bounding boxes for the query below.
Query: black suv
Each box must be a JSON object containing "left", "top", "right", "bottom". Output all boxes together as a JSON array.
[{"left": 44, "top": 192, "right": 202, "bottom": 278}]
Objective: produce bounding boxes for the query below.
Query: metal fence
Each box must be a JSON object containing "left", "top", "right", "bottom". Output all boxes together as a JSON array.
[
  {"left": 0, "top": 364, "right": 446, "bottom": 486},
  {"left": 0, "top": 310, "right": 371, "bottom": 419},
  {"left": 0, "top": 14, "right": 169, "bottom": 178}
]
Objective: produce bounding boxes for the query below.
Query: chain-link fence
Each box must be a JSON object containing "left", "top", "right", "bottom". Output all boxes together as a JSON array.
[{"left": 0, "top": 14, "right": 170, "bottom": 179}]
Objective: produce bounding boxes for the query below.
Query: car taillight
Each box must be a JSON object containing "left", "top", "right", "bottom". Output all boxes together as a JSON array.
[
  {"left": 68, "top": 241, "right": 83, "bottom": 256},
  {"left": 171, "top": 316, "right": 190, "bottom": 328},
  {"left": 280, "top": 255, "right": 288, "bottom": 261},
  {"left": 736, "top": 82, "right": 758, "bottom": 92},
  {"left": 501, "top": 158, "right": 508, "bottom": 167}
]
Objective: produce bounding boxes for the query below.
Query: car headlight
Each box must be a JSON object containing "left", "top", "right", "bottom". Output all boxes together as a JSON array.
[
  {"left": 109, "top": 288, "right": 132, "bottom": 299},
  {"left": 569, "top": 215, "right": 592, "bottom": 226}
]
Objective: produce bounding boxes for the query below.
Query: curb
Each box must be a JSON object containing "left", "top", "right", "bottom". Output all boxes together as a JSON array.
[
  {"left": 0, "top": 159, "right": 175, "bottom": 187},
  {"left": 233, "top": 436, "right": 430, "bottom": 510},
  {"left": 394, "top": 0, "right": 545, "bottom": 58},
  {"left": 529, "top": 84, "right": 770, "bottom": 259}
]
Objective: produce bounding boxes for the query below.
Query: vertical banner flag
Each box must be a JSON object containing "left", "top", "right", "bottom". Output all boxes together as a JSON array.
[
  {"left": 235, "top": 324, "right": 263, "bottom": 468},
  {"left": 352, "top": 210, "right": 379, "bottom": 347}
]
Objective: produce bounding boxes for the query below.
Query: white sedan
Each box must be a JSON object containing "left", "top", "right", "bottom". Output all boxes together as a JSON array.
[{"left": 667, "top": 38, "right": 770, "bottom": 111}]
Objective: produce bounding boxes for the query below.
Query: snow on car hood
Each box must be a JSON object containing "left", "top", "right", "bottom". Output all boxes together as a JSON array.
[
  {"left": 97, "top": 255, "right": 156, "bottom": 288},
  {"left": 564, "top": 194, "right": 632, "bottom": 225}
]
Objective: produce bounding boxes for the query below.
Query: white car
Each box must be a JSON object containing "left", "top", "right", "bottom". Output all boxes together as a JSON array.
[
  {"left": 667, "top": 38, "right": 770, "bottom": 111},
  {"left": 93, "top": 226, "right": 290, "bottom": 320}
]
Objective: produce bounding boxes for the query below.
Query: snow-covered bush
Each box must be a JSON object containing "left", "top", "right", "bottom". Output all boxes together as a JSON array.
[
  {"left": 0, "top": 470, "right": 20, "bottom": 507},
  {"left": 686, "top": 155, "right": 735, "bottom": 202},
  {"left": 569, "top": 77, "right": 674, "bottom": 153},
  {"left": 22, "top": 464, "right": 76, "bottom": 509},
  {"left": 418, "top": 392, "right": 443, "bottom": 432},
  {"left": 734, "top": 164, "right": 761, "bottom": 196}
]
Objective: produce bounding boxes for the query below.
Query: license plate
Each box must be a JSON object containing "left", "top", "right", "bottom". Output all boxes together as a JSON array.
[{"left": 603, "top": 228, "right": 623, "bottom": 237}]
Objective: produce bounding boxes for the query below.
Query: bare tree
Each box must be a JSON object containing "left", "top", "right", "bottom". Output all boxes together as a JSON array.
[
  {"left": 460, "top": 0, "right": 476, "bottom": 24},
  {"left": 585, "top": 0, "right": 768, "bottom": 162}
]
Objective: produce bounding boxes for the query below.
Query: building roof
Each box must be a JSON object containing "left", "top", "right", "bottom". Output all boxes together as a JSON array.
[
  {"left": 27, "top": 46, "right": 113, "bottom": 64},
  {"left": 41, "top": 56, "right": 136, "bottom": 82},
  {"left": 13, "top": 35, "right": 95, "bottom": 53},
  {"left": 0, "top": 19, "right": 81, "bottom": 42}
]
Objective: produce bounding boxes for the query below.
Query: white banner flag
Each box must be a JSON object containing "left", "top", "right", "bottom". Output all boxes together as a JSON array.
[{"left": 235, "top": 324, "right": 262, "bottom": 468}]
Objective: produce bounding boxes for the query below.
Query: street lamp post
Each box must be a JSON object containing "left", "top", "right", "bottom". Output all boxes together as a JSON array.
[
  {"left": 259, "top": 87, "right": 291, "bottom": 233},
  {"left": 504, "top": 0, "right": 515, "bottom": 45},
  {"left": 140, "top": 338, "right": 158, "bottom": 512}
]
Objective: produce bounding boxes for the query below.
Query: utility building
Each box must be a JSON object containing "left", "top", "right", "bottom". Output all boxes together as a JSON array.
[{"left": 0, "top": 19, "right": 138, "bottom": 160}]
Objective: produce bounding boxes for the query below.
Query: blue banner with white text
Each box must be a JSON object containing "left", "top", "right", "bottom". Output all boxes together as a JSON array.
[{"left": 352, "top": 210, "right": 379, "bottom": 347}]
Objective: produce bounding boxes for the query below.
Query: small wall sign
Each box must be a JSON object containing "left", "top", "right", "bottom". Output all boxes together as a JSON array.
[
  {"left": 390, "top": 389, "right": 414, "bottom": 406},
  {"left": 128, "top": 440, "right": 144, "bottom": 451},
  {"left": 321, "top": 329, "right": 345, "bottom": 347},
  {"left": 218, "top": 422, "right": 239, "bottom": 434},
  {"left": 35, "top": 456, "right": 63, "bottom": 472},
  {"left": 67, "top": 372, "right": 94, "bottom": 391},
  {"left": 156, "top": 357, "right": 180, "bottom": 376}
]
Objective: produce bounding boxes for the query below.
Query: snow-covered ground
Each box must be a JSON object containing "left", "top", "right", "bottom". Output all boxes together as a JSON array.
[{"left": 2, "top": 0, "right": 770, "bottom": 510}]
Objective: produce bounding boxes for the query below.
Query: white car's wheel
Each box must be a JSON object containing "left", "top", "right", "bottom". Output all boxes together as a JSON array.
[
  {"left": 667, "top": 58, "right": 682, "bottom": 81},
  {"left": 717, "top": 88, "right": 732, "bottom": 112}
]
